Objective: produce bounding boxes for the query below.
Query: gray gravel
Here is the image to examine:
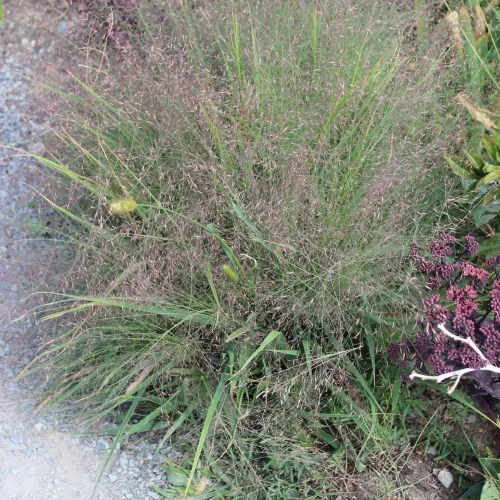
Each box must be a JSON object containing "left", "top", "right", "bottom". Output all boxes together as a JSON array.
[{"left": 0, "top": 2, "right": 172, "bottom": 499}]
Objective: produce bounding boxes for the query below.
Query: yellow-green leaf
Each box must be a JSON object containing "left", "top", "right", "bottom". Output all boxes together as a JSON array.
[
  {"left": 446, "top": 157, "right": 478, "bottom": 180},
  {"left": 483, "top": 164, "right": 500, "bottom": 173},
  {"left": 476, "top": 171, "right": 500, "bottom": 190},
  {"left": 465, "top": 151, "right": 485, "bottom": 173},
  {"left": 483, "top": 188, "right": 500, "bottom": 206},
  {"left": 483, "top": 137, "right": 500, "bottom": 162}
]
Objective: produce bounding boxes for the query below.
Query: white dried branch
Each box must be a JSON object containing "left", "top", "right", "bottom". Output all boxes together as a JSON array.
[
  {"left": 409, "top": 323, "right": 500, "bottom": 394},
  {"left": 437, "top": 323, "right": 488, "bottom": 361}
]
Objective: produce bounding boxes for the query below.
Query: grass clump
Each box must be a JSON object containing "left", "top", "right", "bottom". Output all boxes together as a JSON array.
[{"left": 30, "top": 0, "right": 469, "bottom": 496}]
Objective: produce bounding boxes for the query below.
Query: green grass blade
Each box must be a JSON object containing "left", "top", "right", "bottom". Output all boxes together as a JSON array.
[
  {"left": 302, "top": 339, "right": 313, "bottom": 378},
  {"left": 237, "top": 330, "right": 282, "bottom": 374},
  {"left": 51, "top": 294, "right": 217, "bottom": 325},
  {"left": 154, "top": 403, "right": 196, "bottom": 456},
  {"left": 185, "top": 377, "right": 227, "bottom": 495},
  {"left": 93, "top": 388, "right": 145, "bottom": 496},
  {"left": 205, "top": 261, "right": 221, "bottom": 310}
]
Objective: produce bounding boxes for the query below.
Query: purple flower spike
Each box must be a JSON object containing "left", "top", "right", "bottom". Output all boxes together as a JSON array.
[{"left": 465, "top": 235, "right": 479, "bottom": 255}]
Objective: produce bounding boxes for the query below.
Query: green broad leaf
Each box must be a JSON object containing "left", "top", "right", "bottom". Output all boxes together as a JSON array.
[
  {"left": 465, "top": 151, "right": 485, "bottom": 172},
  {"left": 151, "top": 485, "right": 178, "bottom": 498},
  {"left": 271, "top": 349, "right": 300, "bottom": 356},
  {"left": 483, "top": 188, "right": 500, "bottom": 206},
  {"left": 478, "top": 235, "right": 500, "bottom": 256},
  {"left": 473, "top": 206, "right": 497, "bottom": 226},
  {"left": 447, "top": 157, "right": 478, "bottom": 180},
  {"left": 164, "top": 465, "right": 189, "bottom": 487},
  {"left": 455, "top": 192, "right": 478, "bottom": 204},
  {"left": 458, "top": 482, "right": 484, "bottom": 499},
  {"left": 483, "top": 164, "right": 500, "bottom": 173},
  {"left": 476, "top": 171, "right": 500, "bottom": 190},
  {"left": 311, "top": 425, "right": 339, "bottom": 449},
  {"left": 483, "top": 137, "right": 499, "bottom": 162},
  {"left": 481, "top": 480, "right": 500, "bottom": 500},
  {"left": 481, "top": 202, "right": 500, "bottom": 213}
]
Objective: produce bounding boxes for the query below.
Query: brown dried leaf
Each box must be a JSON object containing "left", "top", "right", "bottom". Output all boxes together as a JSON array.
[
  {"left": 445, "top": 11, "right": 463, "bottom": 55},
  {"left": 473, "top": 5, "right": 487, "bottom": 40},
  {"left": 455, "top": 92, "right": 499, "bottom": 131},
  {"left": 125, "top": 364, "right": 156, "bottom": 395}
]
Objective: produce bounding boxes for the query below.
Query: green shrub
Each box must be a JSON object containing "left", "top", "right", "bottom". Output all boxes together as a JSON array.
[
  {"left": 29, "top": 0, "right": 468, "bottom": 496},
  {"left": 448, "top": 127, "right": 500, "bottom": 227}
]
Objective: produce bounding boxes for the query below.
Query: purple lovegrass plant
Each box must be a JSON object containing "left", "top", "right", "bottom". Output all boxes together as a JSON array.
[{"left": 389, "top": 234, "right": 500, "bottom": 404}]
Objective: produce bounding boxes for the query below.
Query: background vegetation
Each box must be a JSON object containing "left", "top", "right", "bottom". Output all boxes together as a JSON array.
[{"left": 22, "top": 0, "right": 500, "bottom": 497}]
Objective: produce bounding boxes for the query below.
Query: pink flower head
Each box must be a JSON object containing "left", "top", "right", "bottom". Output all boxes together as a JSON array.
[
  {"left": 491, "top": 286, "right": 500, "bottom": 317},
  {"left": 429, "top": 239, "right": 453, "bottom": 259},
  {"left": 416, "top": 258, "right": 437, "bottom": 274},
  {"left": 465, "top": 235, "right": 479, "bottom": 255},
  {"left": 486, "top": 256, "right": 500, "bottom": 270},
  {"left": 409, "top": 243, "right": 419, "bottom": 261},
  {"left": 446, "top": 284, "right": 478, "bottom": 305},
  {"left": 452, "top": 314, "right": 475, "bottom": 337},
  {"left": 424, "top": 295, "right": 449, "bottom": 323},
  {"left": 456, "top": 299, "right": 477, "bottom": 318},
  {"left": 439, "top": 233, "right": 457, "bottom": 245},
  {"left": 427, "top": 277, "right": 442, "bottom": 290},
  {"left": 437, "top": 263, "right": 457, "bottom": 278},
  {"left": 460, "top": 261, "right": 490, "bottom": 282}
]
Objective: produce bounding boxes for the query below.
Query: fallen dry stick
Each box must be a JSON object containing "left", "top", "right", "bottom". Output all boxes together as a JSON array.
[{"left": 409, "top": 323, "right": 500, "bottom": 394}]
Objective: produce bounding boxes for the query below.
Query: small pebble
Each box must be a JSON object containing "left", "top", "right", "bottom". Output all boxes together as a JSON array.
[
  {"left": 436, "top": 468, "right": 453, "bottom": 489},
  {"left": 28, "top": 142, "right": 45, "bottom": 157},
  {"left": 467, "top": 413, "right": 477, "bottom": 424},
  {"left": 10, "top": 433, "right": 24, "bottom": 444},
  {"left": 57, "top": 21, "right": 68, "bottom": 35}
]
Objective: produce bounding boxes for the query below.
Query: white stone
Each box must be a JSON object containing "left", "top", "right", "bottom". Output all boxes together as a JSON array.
[{"left": 437, "top": 468, "right": 453, "bottom": 489}]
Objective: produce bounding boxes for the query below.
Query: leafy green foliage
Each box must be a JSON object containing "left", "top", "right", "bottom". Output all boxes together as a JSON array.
[{"left": 448, "top": 133, "right": 500, "bottom": 225}]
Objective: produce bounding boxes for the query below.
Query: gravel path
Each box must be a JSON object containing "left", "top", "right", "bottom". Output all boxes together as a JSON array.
[{"left": 0, "top": 2, "right": 170, "bottom": 499}]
